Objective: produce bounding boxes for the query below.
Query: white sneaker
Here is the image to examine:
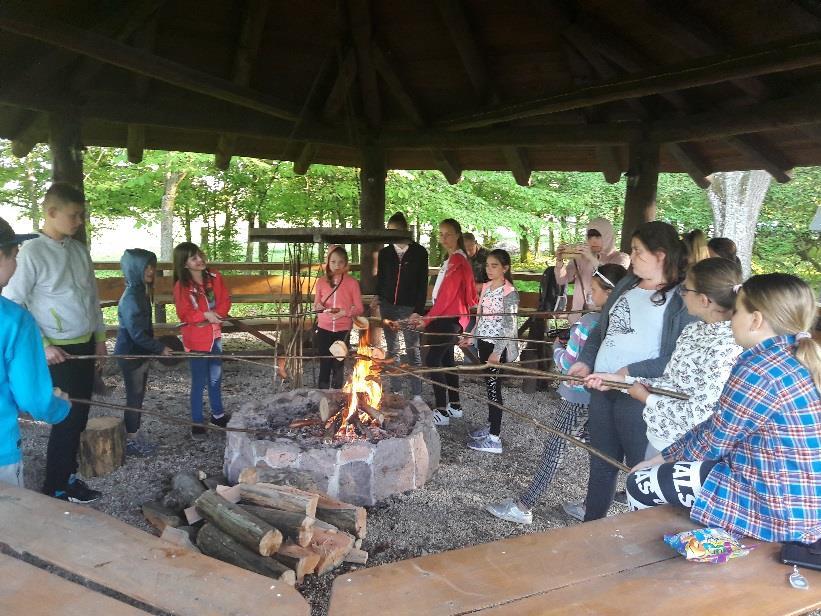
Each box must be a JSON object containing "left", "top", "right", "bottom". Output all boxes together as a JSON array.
[
  {"left": 468, "top": 424, "right": 491, "bottom": 440},
  {"left": 486, "top": 498, "right": 533, "bottom": 524},
  {"left": 446, "top": 404, "right": 463, "bottom": 418},
  {"left": 467, "top": 434, "right": 502, "bottom": 454},
  {"left": 562, "top": 501, "right": 586, "bottom": 522},
  {"left": 432, "top": 409, "right": 450, "bottom": 426}
]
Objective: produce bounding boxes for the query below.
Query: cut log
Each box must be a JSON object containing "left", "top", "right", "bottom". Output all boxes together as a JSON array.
[
  {"left": 316, "top": 495, "right": 367, "bottom": 539},
  {"left": 216, "top": 483, "right": 241, "bottom": 503},
  {"left": 310, "top": 528, "right": 355, "bottom": 575},
  {"left": 319, "top": 391, "right": 350, "bottom": 420},
  {"left": 141, "top": 501, "right": 183, "bottom": 532},
  {"left": 196, "top": 523, "right": 295, "bottom": 585},
  {"left": 166, "top": 471, "right": 207, "bottom": 509},
  {"left": 239, "top": 483, "right": 319, "bottom": 517},
  {"left": 194, "top": 490, "right": 282, "bottom": 556},
  {"left": 274, "top": 542, "right": 320, "bottom": 582},
  {"left": 289, "top": 418, "right": 323, "bottom": 429},
  {"left": 241, "top": 505, "right": 315, "bottom": 547},
  {"left": 160, "top": 525, "right": 200, "bottom": 553},
  {"left": 343, "top": 547, "right": 368, "bottom": 565},
  {"left": 238, "top": 466, "right": 320, "bottom": 493},
  {"left": 77, "top": 416, "right": 125, "bottom": 477}
]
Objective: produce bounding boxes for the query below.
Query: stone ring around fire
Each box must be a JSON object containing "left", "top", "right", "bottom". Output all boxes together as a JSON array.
[{"left": 330, "top": 340, "right": 348, "bottom": 361}]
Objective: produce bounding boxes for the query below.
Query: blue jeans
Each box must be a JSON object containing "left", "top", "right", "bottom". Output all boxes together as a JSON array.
[
  {"left": 381, "top": 303, "right": 422, "bottom": 396},
  {"left": 189, "top": 339, "right": 224, "bottom": 423}
]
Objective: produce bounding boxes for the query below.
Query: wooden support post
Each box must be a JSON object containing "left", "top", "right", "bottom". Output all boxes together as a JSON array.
[
  {"left": 48, "top": 112, "right": 87, "bottom": 243},
  {"left": 358, "top": 146, "right": 386, "bottom": 295},
  {"left": 620, "top": 142, "right": 660, "bottom": 253}
]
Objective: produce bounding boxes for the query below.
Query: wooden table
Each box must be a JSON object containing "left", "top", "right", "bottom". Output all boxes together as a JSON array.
[
  {"left": 329, "top": 506, "right": 821, "bottom": 615},
  {"left": 0, "top": 483, "right": 308, "bottom": 615}
]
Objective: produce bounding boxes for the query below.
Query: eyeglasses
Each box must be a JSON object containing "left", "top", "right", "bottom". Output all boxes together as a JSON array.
[
  {"left": 592, "top": 269, "right": 615, "bottom": 289},
  {"left": 677, "top": 286, "right": 698, "bottom": 296}
]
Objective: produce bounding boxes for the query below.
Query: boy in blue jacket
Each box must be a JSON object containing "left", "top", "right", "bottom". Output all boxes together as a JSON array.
[
  {"left": 115, "top": 249, "right": 171, "bottom": 456},
  {"left": 0, "top": 217, "right": 70, "bottom": 487}
]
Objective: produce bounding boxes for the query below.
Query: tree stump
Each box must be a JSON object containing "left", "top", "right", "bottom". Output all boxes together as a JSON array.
[{"left": 78, "top": 416, "right": 126, "bottom": 477}]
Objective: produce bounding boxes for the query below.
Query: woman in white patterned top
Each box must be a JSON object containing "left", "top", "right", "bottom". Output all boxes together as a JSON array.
[
  {"left": 460, "top": 249, "right": 519, "bottom": 454},
  {"left": 587, "top": 258, "right": 743, "bottom": 455}
]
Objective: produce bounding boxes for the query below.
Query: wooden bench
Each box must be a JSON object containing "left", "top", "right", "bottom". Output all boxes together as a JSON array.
[
  {"left": 328, "top": 506, "right": 821, "bottom": 615},
  {"left": 0, "top": 483, "right": 309, "bottom": 615}
]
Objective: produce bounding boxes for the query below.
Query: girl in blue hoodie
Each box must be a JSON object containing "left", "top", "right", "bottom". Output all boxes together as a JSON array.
[{"left": 115, "top": 249, "right": 172, "bottom": 456}]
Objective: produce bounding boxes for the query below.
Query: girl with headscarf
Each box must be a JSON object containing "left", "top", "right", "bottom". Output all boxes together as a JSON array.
[{"left": 555, "top": 218, "right": 630, "bottom": 323}]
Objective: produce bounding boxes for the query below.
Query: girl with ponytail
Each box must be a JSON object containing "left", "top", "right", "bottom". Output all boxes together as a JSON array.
[{"left": 625, "top": 273, "right": 821, "bottom": 544}]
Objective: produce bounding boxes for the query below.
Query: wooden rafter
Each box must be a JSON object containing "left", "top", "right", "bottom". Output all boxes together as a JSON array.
[
  {"left": 724, "top": 134, "right": 793, "bottom": 183},
  {"left": 0, "top": 6, "right": 300, "bottom": 123},
  {"left": 439, "top": 34, "right": 821, "bottom": 130},
  {"left": 8, "top": 0, "right": 166, "bottom": 158},
  {"left": 371, "top": 44, "right": 462, "bottom": 183},
  {"left": 126, "top": 19, "right": 159, "bottom": 164},
  {"left": 665, "top": 143, "right": 712, "bottom": 189},
  {"left": 347, "top": 0, "right": 381, "bottom": 129},
  {"left": 215, "top": 0, "right": 271, "bottom": 170},
  {"left": 435, "top": 0, "right": 529, "bottom": 185}
]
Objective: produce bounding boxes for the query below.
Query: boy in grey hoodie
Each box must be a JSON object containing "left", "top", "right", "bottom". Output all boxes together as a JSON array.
[{"left": 4, "top": 183, "right": 105, "bottom": 503}]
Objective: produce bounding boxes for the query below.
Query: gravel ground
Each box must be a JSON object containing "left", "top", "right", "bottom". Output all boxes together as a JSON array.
[{"left": 18, "top": 333, "right": 629, "bottom": 615}]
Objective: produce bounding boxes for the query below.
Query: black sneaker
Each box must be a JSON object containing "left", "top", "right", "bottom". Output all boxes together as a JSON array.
[
  {"left": 191, "top": 425, "right": 208, "bottom": 439},
  {"left": 63, "top": 477, "right": 102, "bottom": 504},
  {"left": 210, "top": 414, "right": 231, "bottom": 428}
]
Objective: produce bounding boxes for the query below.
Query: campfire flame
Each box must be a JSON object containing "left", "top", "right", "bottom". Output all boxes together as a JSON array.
[{"left": 338, "top": 329, "right": 382, "bottom": 436}]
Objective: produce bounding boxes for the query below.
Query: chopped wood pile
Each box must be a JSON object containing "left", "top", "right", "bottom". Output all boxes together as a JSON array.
[{"left": 141, "top": 468, "right": 367, "bottom": 586}]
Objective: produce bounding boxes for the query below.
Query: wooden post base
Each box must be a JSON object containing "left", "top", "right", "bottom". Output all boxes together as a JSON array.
[{"left": 78, "top": 416, "right": 126, "bottom": 478}]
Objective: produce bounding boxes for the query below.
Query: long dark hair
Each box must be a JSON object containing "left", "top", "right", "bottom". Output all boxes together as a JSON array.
[
  {"left": 488, "top": 248, "right": 514, "bottom": 283},
  {"left": 325, "top": 245, "right": 348, "bottom": 285},
  {"left": 689, "top": 257, "right": 742, "bottom": 311},
  {"left": 172, "top": 242, "right": 206, "bottom": 285},
  {"left": 631, "top": 221, "right": 688, "bottom": 305},
  {"left": 439, "top": 218, "right": 467, "bottom": 254}
]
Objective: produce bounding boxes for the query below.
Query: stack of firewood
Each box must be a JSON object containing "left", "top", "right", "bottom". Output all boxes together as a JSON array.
[{"left": 141, "top": 467, "right": 368, "bottom": 586}]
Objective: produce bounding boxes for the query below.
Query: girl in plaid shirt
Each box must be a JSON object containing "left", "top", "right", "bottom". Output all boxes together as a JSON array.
[{"left": 626, "top": 273, "right": 821, "bottom": 543}]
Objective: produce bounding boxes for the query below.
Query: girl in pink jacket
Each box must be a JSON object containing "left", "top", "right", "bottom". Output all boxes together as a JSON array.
[{"left": 314, "top": 245, "right": 363, "bottom": 389}]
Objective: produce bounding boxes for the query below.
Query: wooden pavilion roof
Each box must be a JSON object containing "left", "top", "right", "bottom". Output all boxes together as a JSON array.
[{"left": 1, "top": 0, "right": 821, "bottom": 187}]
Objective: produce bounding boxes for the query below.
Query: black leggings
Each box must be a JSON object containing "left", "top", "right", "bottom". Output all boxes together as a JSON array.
[
  {"left": 423, "top": 317, "right": 461, "bottom": 410},
  {"left": 478, "top": 339, "right": 507, "bottom": 436},
  {"left": 315, "top": 327, "right": 349, "bottom": 389},
  {"left": 626, "top": 460, "right": 720, "bottom": 511}
]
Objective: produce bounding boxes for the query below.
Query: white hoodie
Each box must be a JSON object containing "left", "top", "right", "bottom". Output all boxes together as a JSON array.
[{"left": 3, "top": 234, "right": 105, "bottom": 345}]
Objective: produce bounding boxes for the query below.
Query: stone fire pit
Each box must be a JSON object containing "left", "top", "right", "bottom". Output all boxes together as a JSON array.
[{"left": 223, "top": 389, "right": 441, "bottom": 506}]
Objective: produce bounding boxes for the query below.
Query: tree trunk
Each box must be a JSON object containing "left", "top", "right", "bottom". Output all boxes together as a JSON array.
[
  {"left": 22, "top": 156, "right": 40, "bottom": 231},
  {"left": 707, "top": 170, "right": 772, "bottom": 277},
  {"left": 519, "top": 233, "right": 530, "bottom": 263},
  {"left": 160, "top": 171, "right": 185, "bottom": 261},
  {"left": 200, "top": 225, "right": 209, "bottom": 251},
  {"left": 184, "top": 201, "right": 192, "bottom": 242},
  {"left": 533, "top": 233, "right": 541, "bottom": 257},
  {"left": 245, "top": 213, "right": 255, "bottom": 262}
]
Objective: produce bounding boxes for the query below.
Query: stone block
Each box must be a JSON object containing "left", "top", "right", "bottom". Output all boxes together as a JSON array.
[
  {"left": 372, "top": 437, "right": 415, "bottom": 502},
  {"left": 337, "top": 461, "right": 374, "bottom": 506},
  {"left": 418, "top": 423, "right": 441, "bottom": 481},
  {"left": 296, "top": 447, "right": 338, "bottom": 494},
  {"left": 259, "top": 439, "right": 300, "bottom": 467},
  {"left": 338, "top": 442, "right": 374, "bottom": 463},
  {"left": 407, "top": 431, "right": 429, "bottom": 489}
]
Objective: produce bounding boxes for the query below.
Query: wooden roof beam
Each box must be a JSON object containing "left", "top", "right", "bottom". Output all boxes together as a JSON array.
[
  {"left": 321, "top": 48, "right": 358, "bottom": 122},
  {"left": 127, "top": 124, "right": 146, "bottom": 165},
  {"left": 439, "top": 35, "right": 821, "bottom": 130},
  {"left": 0, "top": 6, "right": 300, "bottom": 123},
  {"left": 125, "top": 19, "right": 159, "bottom": 164},
  {"left": 436, "top": 0, "right": 491, "bottom": 101},
  {"left": 665, "top": 143, "right": 712, "bottom": 189},
  {"left": 724, "top": 135, "right": 793, "bottom": 183},
  {"left": 371, "top": 44, "right": 462, "bottom": 183},
  {"left": 215, "top": 0, "right": 271, "bottom": 169},
  {"left": 347, "top": 0, "right": 381, "bottom": 129},
  {"left": 503, "top": 147, "right": 532, "bottom": 187}
]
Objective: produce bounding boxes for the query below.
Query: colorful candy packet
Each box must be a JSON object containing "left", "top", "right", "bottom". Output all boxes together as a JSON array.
[{"left": 664, "top": 528, "right": 753, "bottom": 563}]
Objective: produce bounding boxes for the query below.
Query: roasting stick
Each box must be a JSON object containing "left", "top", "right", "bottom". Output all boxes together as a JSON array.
[{"left": 389, "top": 362, "right": 631, "bottom": 473}]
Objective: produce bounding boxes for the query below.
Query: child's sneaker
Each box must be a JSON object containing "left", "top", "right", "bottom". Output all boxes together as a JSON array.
[
  {"left": 446, "top": 404, "right": 463, "bottom": 418},
  {"left": 562, "top": 501, "right": 586, "bottom": 522},
  {"left": 210, "top": 413, "right": 231, "bottom": 428},
  {"left": 63, "top": 476, "right": 102, "bottom": 504},
  {"left": 191, "top": 425, "right": 208, "bottom": 439},
  {"left": 467, "top": 424, "right": 491, "bottom": 440},
  {"left": 432, "top": 409, "right": 450, "bottom": 426},
  {"left": 467, "top": 434, "right": 502, "bottom": 454},
  {"left": 486, "top": 498, "right": 533, "bottom": 524}
]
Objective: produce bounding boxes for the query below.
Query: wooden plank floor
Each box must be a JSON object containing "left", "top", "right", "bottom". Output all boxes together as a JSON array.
[
  {"left": 0, "top": 553, "right": 149, "bottom": 615},
  {"left": 329, "top": 506, "right": 821, "bottom": 615},
  {"left": 0, "top": 483, "right": 308, "bottom": 616}
]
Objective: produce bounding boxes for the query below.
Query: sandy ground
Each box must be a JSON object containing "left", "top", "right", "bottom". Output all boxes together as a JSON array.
[{"left": 18, "top": 334, "right": 629, "bottom": 615}]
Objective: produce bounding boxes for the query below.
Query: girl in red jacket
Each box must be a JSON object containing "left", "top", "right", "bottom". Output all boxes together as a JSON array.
[
  {"left": 314, "top": 245, "right": 364, "bottom": 389},
  {"left": 414, "top": 219, "right": 479, "bottom": 425},
  {"left": 172, "top": 242, "right": 232, "bottom": 438}
]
